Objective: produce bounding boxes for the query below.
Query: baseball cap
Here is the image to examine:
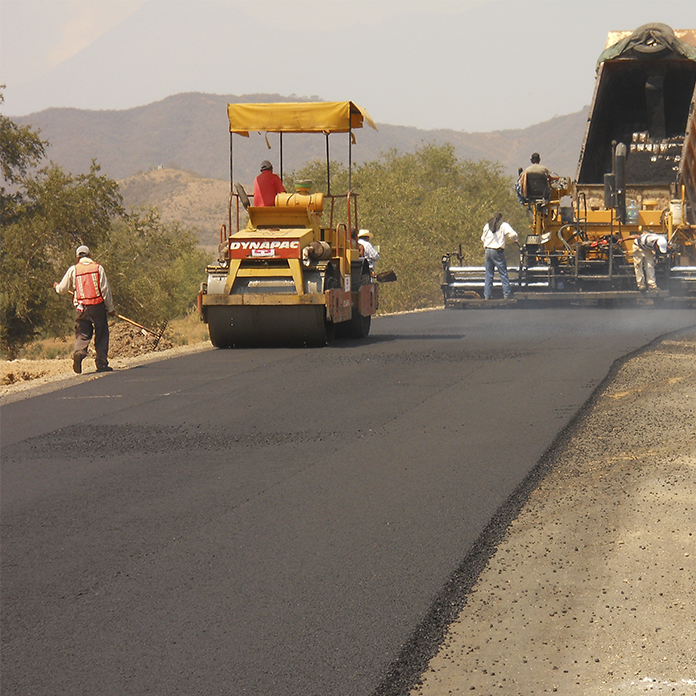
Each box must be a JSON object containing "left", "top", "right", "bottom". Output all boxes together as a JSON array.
[
  {"left": 76, "top": 245, "right": 90, "bottom": 257},
  {"left": 260, "top": 160, "right": 273, "bottom": 171},
  {"left": 656, "top": 237, "right": 668, "bottom": 253}
]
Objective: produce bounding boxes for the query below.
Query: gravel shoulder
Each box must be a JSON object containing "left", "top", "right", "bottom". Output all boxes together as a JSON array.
[{"left": 412, "top": 330, "right": 696, "bottom": 696}]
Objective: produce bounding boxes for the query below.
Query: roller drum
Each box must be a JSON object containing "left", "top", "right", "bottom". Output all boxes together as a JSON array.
[{"left": 207, "top": 305, "right": 332, "bottom": 348}]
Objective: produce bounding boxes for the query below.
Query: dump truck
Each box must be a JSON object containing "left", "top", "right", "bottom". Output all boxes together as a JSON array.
[
  {"left": 197, "top": 102, "right": 383, "bottom": 347},
  {"left": 442, "top": 23, "right": 696, "bottom": 307}
]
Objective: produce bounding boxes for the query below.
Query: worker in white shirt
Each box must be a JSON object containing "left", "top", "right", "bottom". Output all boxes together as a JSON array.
[
  {"left": 357, "top": 229, "right": 380, "bottom": 273},
  {"left": 54, "top": 245, "right": 115, "bottom": 374},
  {"left": 631, "top": 232, "right": 669, "bottom": 291},
  {"left": 481, "top": 213, "right": 518, "bottom": 300}
]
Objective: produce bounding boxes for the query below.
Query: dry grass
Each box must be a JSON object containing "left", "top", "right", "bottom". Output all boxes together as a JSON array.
[
  {"left": 1, "top": 311, "right": 211, "bottom": 391},
  {"left": 0, "top": 312, "right": 211, "bottom": 400},
  {"left": 165, "top": 311, "right": 210, "bottom": 346},
  {"left": 13, "top": 311, "right": 208, "bottom": 362}
]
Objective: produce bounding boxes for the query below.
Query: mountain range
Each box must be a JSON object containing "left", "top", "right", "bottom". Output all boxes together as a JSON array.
[
  {"left": 12, "top": 93, "right": 590, "bottom": 249},
  {"left": 15, "top": 92, "right": 589, "bottom": 185}
]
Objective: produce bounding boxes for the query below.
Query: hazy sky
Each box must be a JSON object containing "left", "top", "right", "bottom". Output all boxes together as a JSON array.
[{"left": 1, "top": 0, "right": 695, "bottom": 132}]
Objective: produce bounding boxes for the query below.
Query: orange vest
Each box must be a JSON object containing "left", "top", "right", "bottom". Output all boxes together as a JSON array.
[{"left": 75, "top": 262, "right": 103, "bottom": 305}]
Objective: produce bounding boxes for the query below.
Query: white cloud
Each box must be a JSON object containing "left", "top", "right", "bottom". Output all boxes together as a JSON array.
[
  {"left": 46, "top": 0, "right": 146, "bottom": 69},
  {"left": 0, "top": 0, "right": 145, "bottom": 86}
]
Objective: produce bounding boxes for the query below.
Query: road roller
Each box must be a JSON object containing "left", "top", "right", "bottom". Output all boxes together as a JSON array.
[
  {"left": 442, "top": 23, "right": 696, "bottom": 307},
  {"left": 198, "top": 101, "right": 380, "bottom": 347}
]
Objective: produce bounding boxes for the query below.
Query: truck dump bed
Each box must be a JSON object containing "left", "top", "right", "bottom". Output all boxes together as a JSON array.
[
  {"left": 577, "top": 25, "right": 696, "bottom": 215},
  {"left": 442, "top": 24, "right": 696, "bottom": 308}
]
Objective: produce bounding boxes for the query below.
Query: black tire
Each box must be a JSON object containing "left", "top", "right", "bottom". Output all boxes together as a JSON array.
[{"left": 336, "top": 310, "right": 371, "bottom": 339}]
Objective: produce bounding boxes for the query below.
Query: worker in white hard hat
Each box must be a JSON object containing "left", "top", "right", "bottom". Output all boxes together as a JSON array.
[
  {"left": 54, "top": 245, "right": 115, "bottom": 374},
  {"left": 357, "top": 229, "right": 380, "bottom": 273},
  {"left": 631, "top": 231, "right": 669, "bottom": 292},
  {"left": 253, "top": 160, "right": 286, "bottom": 207}
]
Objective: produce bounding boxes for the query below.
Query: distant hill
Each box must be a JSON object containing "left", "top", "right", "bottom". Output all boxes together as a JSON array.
[
  {"left": 118, "top": 168, "right": 229, "bottom": 251},
  {"left": 14, "top": 92, "right": 590, "bottom": 185}
]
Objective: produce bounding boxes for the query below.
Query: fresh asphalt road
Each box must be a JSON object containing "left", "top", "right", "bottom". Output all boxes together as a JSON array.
[{"left": 2, "top": 308, "right": 694, "bottom": 696}]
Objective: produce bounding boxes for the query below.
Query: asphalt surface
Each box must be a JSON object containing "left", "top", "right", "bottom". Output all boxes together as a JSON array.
[{"left": 2, "top": 308, "right": 695, "bottom": 696}]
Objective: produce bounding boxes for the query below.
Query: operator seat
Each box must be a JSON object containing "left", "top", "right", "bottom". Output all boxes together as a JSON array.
[{"left": 524, "top": 171, "right": 552, "bottom": 203}]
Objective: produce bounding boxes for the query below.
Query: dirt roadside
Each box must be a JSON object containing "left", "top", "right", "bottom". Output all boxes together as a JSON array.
[{"left": 411, "top": 330, "right": 696, "bottom": 696}]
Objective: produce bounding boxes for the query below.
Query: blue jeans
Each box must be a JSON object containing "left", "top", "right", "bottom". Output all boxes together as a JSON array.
[{"left": 484, "top": 247, "right": 511, "bottom": 299}]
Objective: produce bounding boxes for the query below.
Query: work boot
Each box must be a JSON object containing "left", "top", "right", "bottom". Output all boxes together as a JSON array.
[
  {"left": 96, "top": 365, "right": 113, "bottom": 373},
  {"left": 73, "top": 353, "right": 84, "bottom": 374}
]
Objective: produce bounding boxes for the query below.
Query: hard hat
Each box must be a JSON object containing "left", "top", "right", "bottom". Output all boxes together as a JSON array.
[
  {"left": 260, "top": 160, "right": 273, "bottom": 171},
  {"left": 358, "top": 229, "right": 371, "bottom": 239},
  {"left": 656, "top": 237, "right": 668, "bottom": 253},
  {"left": 76, "top": 245, "right": 90, "bottom": 257}
]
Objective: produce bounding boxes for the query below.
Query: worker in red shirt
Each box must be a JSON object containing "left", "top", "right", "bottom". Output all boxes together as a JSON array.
[{"left": 253, "top": 160, "right": 286, "bottom": 206}]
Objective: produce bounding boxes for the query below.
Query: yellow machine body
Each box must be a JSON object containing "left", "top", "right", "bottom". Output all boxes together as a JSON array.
[
  {"left": 517, "top": 24, "right": 696, "bottom": 302},
  {"left": 442, "top": 24, "right": 696, "bottom": 306},
  {"left": 198, "top": 102, "right": 380, "bottom": 346}
]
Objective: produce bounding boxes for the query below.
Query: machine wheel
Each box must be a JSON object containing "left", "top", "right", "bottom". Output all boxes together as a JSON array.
[
  {"left": 207, "top": 305, "right": 332, "bottom": 348},
  {"left": 208, "top": 306, "right": 234, "bottom": 348},
  {"left": 336, "top": 309, "right": 371, "bottom": 339},
  {"left": 335, "top": 272, "right": 373, "bottom": 340}
]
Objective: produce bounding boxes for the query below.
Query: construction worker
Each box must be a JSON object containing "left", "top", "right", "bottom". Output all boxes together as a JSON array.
[
  {"left": 253, "top": 160, "right": 286, "bottom": 206},
  {"left": 357, "top": 229, "right": 380, "bottom": 273},
  {"left": 481, "top": 213, "right": 518, "bottom": 300},
  {"left": 517, "top": 152, "right": 559, "bottom": 202},
  {"left": 54, "top": 245, "right": 115, "bottom": 374},
  {"left": 631, "top": 231, "right": 669, "bottom": 291}
]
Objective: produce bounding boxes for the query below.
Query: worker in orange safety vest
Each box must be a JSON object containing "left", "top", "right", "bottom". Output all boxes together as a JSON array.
[{"left": 54, "top": 245, "right": 115, "bottom": 374}]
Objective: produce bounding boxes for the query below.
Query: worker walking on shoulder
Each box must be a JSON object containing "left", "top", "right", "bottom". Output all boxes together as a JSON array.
[
  {"left": 481, "top": 213, "right": 518, "bottom": 300},
  {"left": 54, "top": 245, "right": 116, "bottom": 374}
]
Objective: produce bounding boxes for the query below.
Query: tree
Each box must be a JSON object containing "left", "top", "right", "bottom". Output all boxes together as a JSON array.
[
  {"left": 0, "top": 87, "right": 46, "bottom": 221},
  {"left": 97, "top": 208, "right": 210, "bottom": 328},
  {"left": 288, "top": 143, "right": 526, "bottom": 314},
  {"left": 0, "top": 99, "right": 213, "bottom": 358},
  {"left": 354, "top": 143, "right": 526, "bottom": 313},
  {"left": 1, "top": 162, "right": 125, "bottom": 356}
]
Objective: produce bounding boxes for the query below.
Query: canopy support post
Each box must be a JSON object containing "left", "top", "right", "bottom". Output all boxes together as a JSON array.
[
  {"left": 229, "top": 132, "right": 234, "bottom": 235},
  {"left": 326, "top": 133, "right": 331, "bottom": 196},
  {"left": 229, "top": 132, "right": 234, "bottom": 192},
  {"left": 348, "top": 129, "right": 352, "bottom": 191}
]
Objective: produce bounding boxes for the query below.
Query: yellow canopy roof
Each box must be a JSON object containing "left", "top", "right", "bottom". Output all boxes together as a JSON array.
[{"left": 227, "top": 101, "right": 377, "bottom": 136}]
